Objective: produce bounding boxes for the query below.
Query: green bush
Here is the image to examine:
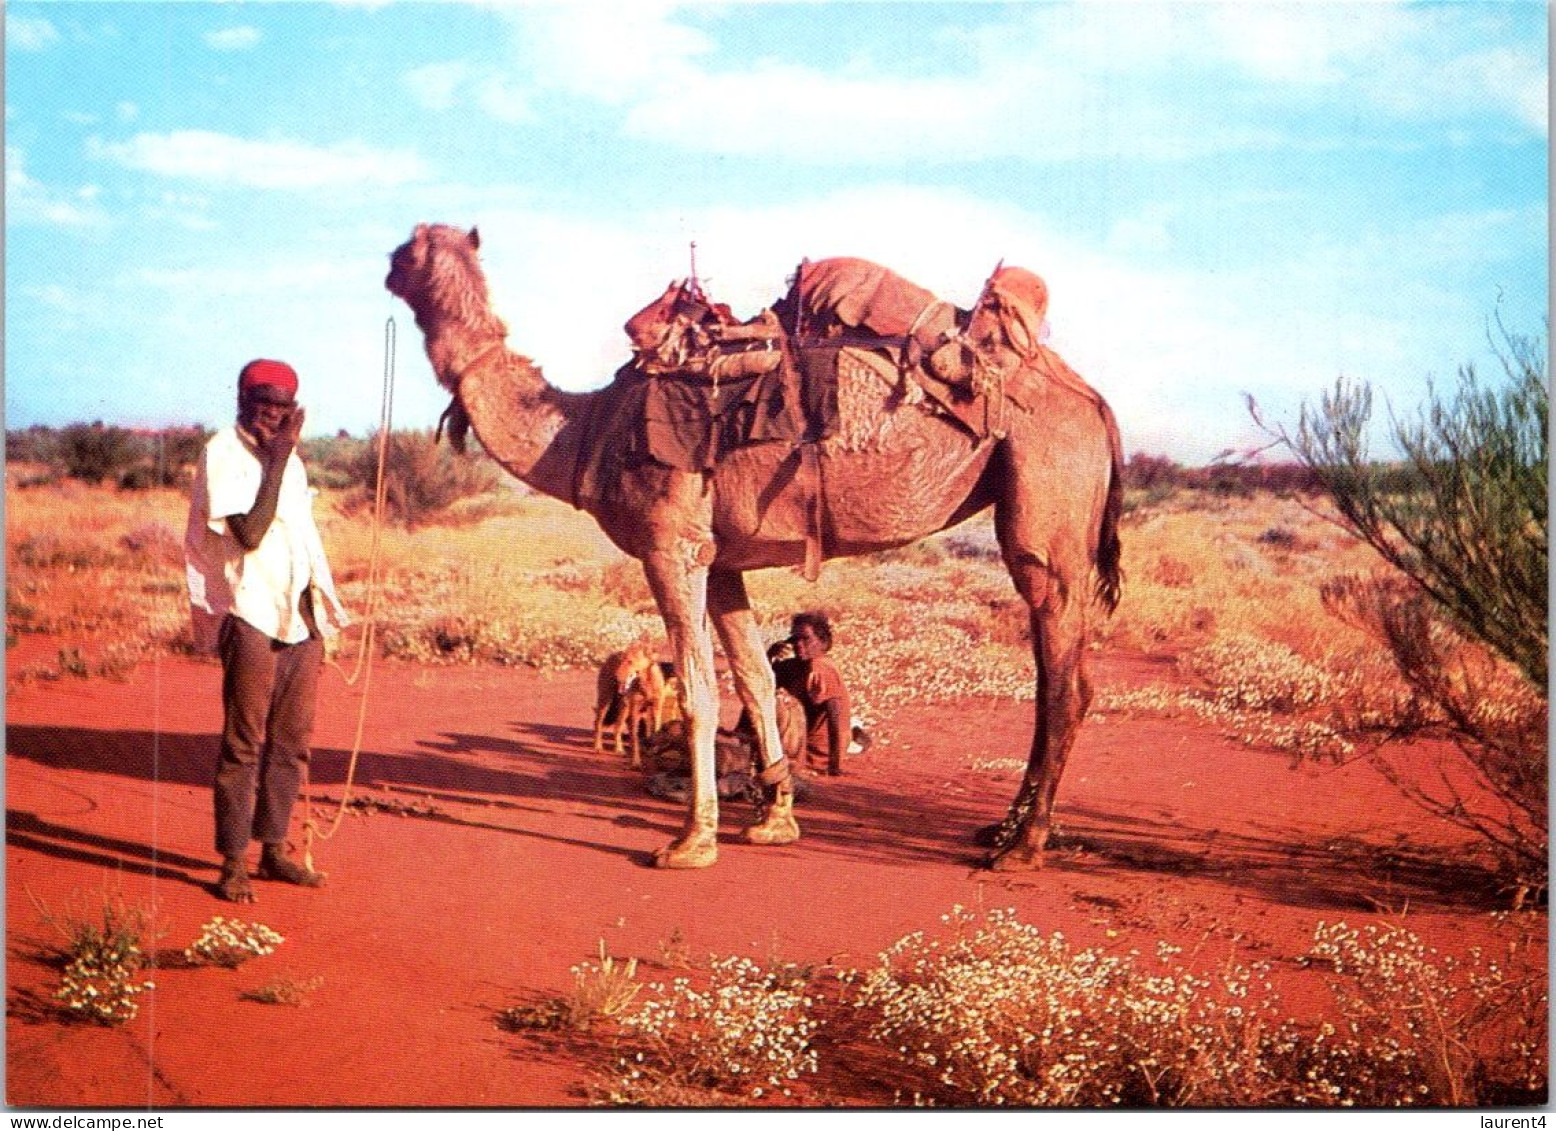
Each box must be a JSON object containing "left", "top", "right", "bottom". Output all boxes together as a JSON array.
[
  {"left": 350, "top": 429, "right": 502, "bottom": 528},
  {"left": 6, "top": 424, "right": 60, "bottom": 466},
  {"left": 1285, "top": 327, "right": 1546, "bottom": 687},
  {"left": 7, "top": 423, "right": 209, "bottom": 489},
  {"left": 300, "top": 432, "right": 370, "bottom": 490},
  {"left": 1274, "top": 323, "right": 1548, "bottom": 890},
  {"left": 56, "top": 423, "right": 143, "bottom": 485}
]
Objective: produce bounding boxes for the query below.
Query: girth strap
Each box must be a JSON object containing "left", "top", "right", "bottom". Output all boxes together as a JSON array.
[{"left": 798, "top": 441, "right": 824, "bottom": 582}]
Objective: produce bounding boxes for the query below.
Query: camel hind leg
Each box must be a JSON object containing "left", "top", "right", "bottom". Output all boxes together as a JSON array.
[
  {"left": 706, "top": 568, "right": 798, "bottom": 845},
  {"left": 987, "top": 540, "right": 1094, "bottom": 870}
]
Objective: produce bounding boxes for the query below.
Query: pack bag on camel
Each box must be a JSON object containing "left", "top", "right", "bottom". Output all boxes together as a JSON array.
[{"left": 614, "top": 276, "right": 823, "bottom": 474}]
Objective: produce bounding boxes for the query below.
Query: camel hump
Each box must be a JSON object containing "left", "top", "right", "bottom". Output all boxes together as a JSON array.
[{"left": 784, "top": 257, "right": 957, "bottom": 343}]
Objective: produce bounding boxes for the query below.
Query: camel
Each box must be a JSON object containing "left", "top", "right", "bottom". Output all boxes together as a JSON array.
[{"left": 386, "top": 223, "right": 1123, "bottom": 870}]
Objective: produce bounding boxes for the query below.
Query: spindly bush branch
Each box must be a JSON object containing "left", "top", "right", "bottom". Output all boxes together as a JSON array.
[{"left": 1284, "top": 326, "right": 1546, "bottom": 688}]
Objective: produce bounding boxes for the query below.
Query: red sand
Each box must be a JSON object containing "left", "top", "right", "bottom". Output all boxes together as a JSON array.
[{"left": 5, "top": 646, "right": 1538, "bottom": 1107}]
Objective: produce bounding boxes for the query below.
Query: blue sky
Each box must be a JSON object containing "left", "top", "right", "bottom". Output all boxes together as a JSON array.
[{"left": 5, "top": 1, "right": 1547, "bottom": 463}]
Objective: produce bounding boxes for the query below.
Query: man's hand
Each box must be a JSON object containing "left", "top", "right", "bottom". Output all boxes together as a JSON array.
[
  {"left": 231, "top": 405, "right": 302, "bottom": 550},
  {"left": 262, "top": 405, "right": 305, "bottom": 462}
]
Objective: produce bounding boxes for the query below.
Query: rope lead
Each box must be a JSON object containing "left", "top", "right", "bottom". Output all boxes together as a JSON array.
[{"left": 302, "top": 316, "right": 396, "bottom": 871}]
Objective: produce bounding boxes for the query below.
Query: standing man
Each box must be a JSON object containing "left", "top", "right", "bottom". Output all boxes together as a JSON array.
[{"left": 185, "top": 359, "right": 348, "bottom": 903}]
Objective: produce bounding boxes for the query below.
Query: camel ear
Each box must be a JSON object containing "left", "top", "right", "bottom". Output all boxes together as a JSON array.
[{"left": 469, "top": 227, "right": 481, "bottom": 250}]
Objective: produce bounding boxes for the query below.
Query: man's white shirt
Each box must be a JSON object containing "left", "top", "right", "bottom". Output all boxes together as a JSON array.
[{"left": 185, "top": 425, "right": 348, "bottom": 653}]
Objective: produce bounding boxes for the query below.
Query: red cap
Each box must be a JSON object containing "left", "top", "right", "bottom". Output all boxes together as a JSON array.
[{"left": 238, "top": 359, "right": 299, "bottom": 399}]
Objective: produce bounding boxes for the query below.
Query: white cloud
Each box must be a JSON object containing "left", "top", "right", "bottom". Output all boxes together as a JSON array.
[
  {"left": 1464, "top": 47, "right": 1548, "bottom": 135},
  {"left": 130, "top": 259, "right": 356, "bottom": 296},
  {"left": 204, "top": 26, "right": 261, "bottom": 51},
  {"left": 404, "top": 62, "right": 532, "bottom": 122},
  {"left": 404, "top": 62, "right": 471, "bottom": 112},
  {"left": 492, "top": 4, "right": 1544, "bottom": 164},
  {"left": 508, "top": 3, "right": 711, "bottom": 104},
  {"left": 1206, "top": 4, "right": 1408, "bottom": 85},
  {"left": 1207, "top": 5, "right": 1547, "bottom": 137},
  {"left": 5, "top": 144, "right": 110, "bottom": 228},
  {"left": 21, "top": 283, "right": 85, "bottom": 314},
  {"left": 474, "top": 75, "right": 533, "bottom": 124},
  {"left": 87, "top": 130, "right": 430, "bottom": 189},
  {"left": 6, "top": 14, "right": 59, "bottom": 52},
  {"left": 1106, "top": 215, "right": 1174, "bottom": 256}
]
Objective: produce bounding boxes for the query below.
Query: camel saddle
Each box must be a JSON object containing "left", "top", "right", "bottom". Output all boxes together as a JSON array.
[
  {"left": 605, "top": 260, "right": 1072, "bottom": 466},
  {"left": 572, "top": 260, "right": 1095, "bottom": 577}
]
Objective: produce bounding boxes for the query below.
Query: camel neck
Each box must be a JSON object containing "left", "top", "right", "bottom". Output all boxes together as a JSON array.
[{"left": 449, "top": 340, "right": 587, "bottom": 508}]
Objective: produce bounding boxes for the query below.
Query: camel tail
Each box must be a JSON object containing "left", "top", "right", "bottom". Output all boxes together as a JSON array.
[{"left": 1094, "top": 396, "right": 1125, "bottom": 614}]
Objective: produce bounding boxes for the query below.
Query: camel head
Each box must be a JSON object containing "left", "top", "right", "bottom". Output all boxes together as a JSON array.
[{"left": 385, "top": 223, "right": 508, "bottom": 390}]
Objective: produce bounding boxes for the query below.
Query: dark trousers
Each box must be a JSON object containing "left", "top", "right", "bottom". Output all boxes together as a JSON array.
[{"left": 214, "top": 615, "right": 322, "bottom": 859}]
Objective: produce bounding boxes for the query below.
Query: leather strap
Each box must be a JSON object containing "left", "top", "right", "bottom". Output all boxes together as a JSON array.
[
  {"left": 799, "top": 442, "right": 823, "bottom": 582},
  {"left": 758, "top": 755, "right": 792, "bottom": 786}
]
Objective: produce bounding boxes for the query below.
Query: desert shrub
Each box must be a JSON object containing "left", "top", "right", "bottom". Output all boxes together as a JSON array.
[
  {"left": 851, "top": 907, "right": 1299, "bottom": 1107},
  {"left": 1124, "top": 452, "right": 1181, "bottom": 490},
  {"left": 557, "top": 912, "right": 1545, "bottom": 1108},
  {"left": 242, "top": 973, "right": 325, "bottom": 1007},
  {"left": 1123, "top": 454, "right": 1318, "bottom": 499},
  {"left": 566, "top": 942, "right": 643, "bottom": 1029},
  {"left": 606, "top": 955, "right": 820, "bottom": 1104},
  {"left": 34, "top": 889, "right": 156, "bottom": 1027},
  {"left": 54, "top": 423, "right": 143, "bottom": 485},
  {"left": 155, "top": 425, "right": 211, "bottom": 475},
  {"left": 348, "top": 429, "right": 502, "bottom": 528},
  {"left": 7, "top": 424, "right": 60, "bottom": 465},
  {"left": 599, "top": 558, "right": 655, "bottom": 611},
  {"left": 115, "top": 426, "right": 210, "bottom": 489},
  {"left": 1281, "top": 327, "right": 1546, "bottom": 688},
  {"left": 1272, "top": 328, "right": 1547, "bottom": 887},
  {"left": 377, "top": 575, "right": 663, "bottom": 670},
  {"left": 31, "top": 423, "right": 211, "bottom": 489},
  {"left": 941, "top": 525, "right": 1002, "bottom": 562},
  {"left": 300, "top": 431, "right": 371, "bottom": 489},
  {"left": 119, "top": 521, "right": 184, "bottom": 567},
  {"left": 12, "top": 534, "right": 124, "bottom": 572},
  {"left": 1184, "top": 636, "right": 1355, "bottom": 715},
  {"left": 1322, "top": 574, "right": 1547, "bottom": 886},
  {"left": 1307, "top": 919, "right": 1548, "bottom": 1105},
  {"left": 184, "top": 916, "right": 284, "bottom": 968},
  {"left": 845, "top": 908, "right": 1545, "bottom": 1108}
]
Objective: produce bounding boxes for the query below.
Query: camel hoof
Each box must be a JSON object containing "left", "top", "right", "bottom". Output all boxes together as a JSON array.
[
  {"left": 972, "top": 822, "right": 1004, "bottom": 849},
  {"left": 986, "top": 843, "right": 1045, "bottom": 872},
  {"left": 743, "top": 816, "right": 800, "bottom": 846},
  {"left": 653, "top": 833, "right": 719, "bottom": 869}
]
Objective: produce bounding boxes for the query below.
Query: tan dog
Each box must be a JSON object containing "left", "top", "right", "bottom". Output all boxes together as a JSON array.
[{"left": 593, "top": 644, "right": 674, "bottom": 768}]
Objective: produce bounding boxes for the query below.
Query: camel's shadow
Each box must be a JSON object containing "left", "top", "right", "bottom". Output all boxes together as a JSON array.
[{"left": 5, "top": 720, "right": 1507, "bottom": 908}]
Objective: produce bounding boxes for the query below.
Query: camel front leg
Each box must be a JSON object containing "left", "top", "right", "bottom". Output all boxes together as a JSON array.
[
  {"left": 707, "top": 568, "right": 798, "bottom": 846},
  {"left": 641, "top": 545, "right": 721, "bottom": 869}
]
